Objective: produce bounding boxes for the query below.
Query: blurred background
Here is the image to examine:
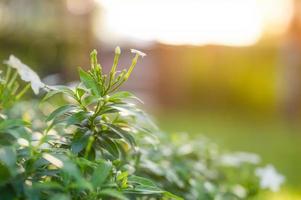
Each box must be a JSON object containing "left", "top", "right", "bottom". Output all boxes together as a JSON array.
[{"left": 1, "top": 0, "right": 301, "bottom": 198}]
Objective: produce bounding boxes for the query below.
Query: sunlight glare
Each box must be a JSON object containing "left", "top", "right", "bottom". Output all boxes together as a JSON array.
[{"left": 95, "top": 0, "right": 291, "bottom": 46}]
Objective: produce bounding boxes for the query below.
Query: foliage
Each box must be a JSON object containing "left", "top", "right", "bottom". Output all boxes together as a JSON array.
[{"left": 0, "top": 48, "right": 284, "bottom": 200}]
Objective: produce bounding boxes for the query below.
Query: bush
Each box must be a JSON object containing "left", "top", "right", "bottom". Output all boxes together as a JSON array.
[{"left": 0, "top": 48, "right": 284, "bottom": 200}]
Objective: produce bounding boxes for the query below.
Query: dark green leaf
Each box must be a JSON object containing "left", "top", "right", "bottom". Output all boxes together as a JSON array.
[
  {"left": 66, "top": 111, "right": 88, "bottom": 126},
  {"left": 104, "top": 123, "right": 136, "bottom": 147},
  {"left": 91, "top": 160, "right": 112, "bottom": 189},
  {"left": 71, "top": 132, "right": 89, "bottom": 154},
  {"left": 99, "top": 136, "right": 120, "bottom": 159}
]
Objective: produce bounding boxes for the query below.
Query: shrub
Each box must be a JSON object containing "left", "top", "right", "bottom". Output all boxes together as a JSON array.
[{"left": 0, "top": 48, "right": 284, "bottom": 200}]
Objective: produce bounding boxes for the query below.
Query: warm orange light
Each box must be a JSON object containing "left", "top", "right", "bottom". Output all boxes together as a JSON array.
[{"left": 95, "top": 0, "right": 293, "bottom": 46}]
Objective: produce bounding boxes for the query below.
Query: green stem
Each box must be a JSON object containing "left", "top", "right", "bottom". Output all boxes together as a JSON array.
[
  {"left": 124, "top": 54, "right": 139, "bottom": 80},
  {"left": 84, "top": 136, "right": 95, "bottom": 159},
  {"left": 7, "top": 71, "right": 18, "bottom": 89},
  {"left": 5, "top": 67, "right": 11, "bottom": 82},
  {"left": 16, "top": 84, "right": 30, "bottom": 100}
]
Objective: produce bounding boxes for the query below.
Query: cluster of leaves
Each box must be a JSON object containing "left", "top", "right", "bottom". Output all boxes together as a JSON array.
[
  {"left": 136, "top": 133, "right": 261, "bottom": 200},
  {"left": 0, "top": 49, "right": 179, "bottom": 200},
  {"left": 0, "top": 48, "right": 284, "bottom": 200}
]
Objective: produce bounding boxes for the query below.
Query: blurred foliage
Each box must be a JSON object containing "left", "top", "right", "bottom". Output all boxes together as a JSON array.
[
  {"left": 157, "top": 110, "right": 301, "bottom": 191},
  {"left": 0, "top": 49, "right": 285, "bottom": 199}
]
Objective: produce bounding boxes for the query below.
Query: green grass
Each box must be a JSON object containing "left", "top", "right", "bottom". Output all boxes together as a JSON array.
[{"left": 156, "top": 109, "right": 301, "bottom": 193}]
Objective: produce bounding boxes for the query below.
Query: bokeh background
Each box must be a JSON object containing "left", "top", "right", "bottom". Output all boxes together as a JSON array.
[{"left": 1, "top": 0, "right": 301, "bottom": 198}]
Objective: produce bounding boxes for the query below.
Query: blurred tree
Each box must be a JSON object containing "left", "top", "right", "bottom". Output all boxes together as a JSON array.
[
  {"left": 278, "top": 0, "right": 301, "bottom": 119},
  {"left": 0, "top": 0, "right": 95, "bottom": 80}
]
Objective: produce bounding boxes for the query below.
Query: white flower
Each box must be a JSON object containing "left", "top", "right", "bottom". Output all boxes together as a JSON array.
[
  {"left": 255, "top": 164, "right": 285, "bottom": 192},
  {"left": 131, "top": 49, "right": 146, "bottom": 57},
  {"left": 232, "top": 185, "right": 247, "bottom": 198},
  {"left": 4, "top": 55, "right": 45, "bottom": 94},
  {"left": 220, "top": 152, "right": 261, "bottom": 167}
]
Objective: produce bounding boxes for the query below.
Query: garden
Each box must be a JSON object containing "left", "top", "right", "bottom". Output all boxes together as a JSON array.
[
  {"left": 1, "top": 0, "right": 300, "bottom": 199},
  {"left": 0, "top": 48, "right": 285, "bottom": 199}
]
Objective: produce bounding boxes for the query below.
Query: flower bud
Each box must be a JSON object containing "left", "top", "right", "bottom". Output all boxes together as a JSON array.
[{"left": 115, "top": 46, "right": 121, "bottom": 55}]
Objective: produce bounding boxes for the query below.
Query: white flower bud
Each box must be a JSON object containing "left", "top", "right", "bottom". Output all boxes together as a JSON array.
[
  {"left": 130, "top": 49, "right": 146, "bottom": 57},
  {"left": 115, "top": 46, "right": 121, "bottom": 55}
]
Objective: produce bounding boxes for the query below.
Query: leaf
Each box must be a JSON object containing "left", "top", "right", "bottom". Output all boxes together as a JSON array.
[
  {"left": 42, "top": 89, "right": 61, "bottom": 101},
  {"left": 82, "top": 95, "right": 98, "bottom": 107},
  {"left": 66, "top": 111, "right": 88, "bottom": 126},
  {"left": 101, "top": 136, "right": 121, "bottom": 158},
  {"left": 0, "top": 146, "right": 16, "bottom": 168},
  {"left": 71, "top": 132, "right": 90, "bottom": 154},
  {"left": 0, "top": 119, "right": 29, "bottom": 131},
  {"left": 163, "top": 192, "right": 184, "bottom": 200},
  {"left": 75, "top": 87, "right": 86, "bottom": 99},
  {"left": 49, "top": 194, "right": 70, "bottom": 200},
  {"left": 124, "top": 186, "right": 163, "bottom": 195},
  {"left": 99, "top": 189, "right": 128, "bottom": 200},
  {"left": 0, "top": 147, "right": 18, "bottom": 179},
  {"left": 0, "top": 163, "right": 11, "bottom": 185},
  {"left": 128, "top": 175, "right": 157, "bottom": 188},
  {"left": 58, "top": 155, "right": 93, "bottom": 191},
  {"left": 110, "top": 91, "right": 143, "bottom": 103},
  {"left": 91, "top": 160, "right": 112, "bottom": 189},
  {"left": 79, "top": 68, "right": 101, "bottom": 96},
  {"left": 42, "top": 153, "right": 64, "bottom": 168},
  {"left": 32, "top": 182, "right": 65, "bottom": 191},
  {"left": 43, "top": 85, "right": 74, "bottom": 101},
  {"left": 46, "top": 105, "right": 76, "bottom": 122},
  {"left": 104, "top": 123, "right": 136, "bottom": 147}
]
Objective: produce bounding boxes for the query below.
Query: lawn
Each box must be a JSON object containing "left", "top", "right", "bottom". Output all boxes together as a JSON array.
[{"left": 156, "top": 109, "right": 301, "bottom": 198}]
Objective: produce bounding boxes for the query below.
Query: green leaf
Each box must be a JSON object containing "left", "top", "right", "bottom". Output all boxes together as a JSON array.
[
  {"left": 71, "top": 132, "right": 90, "bottom": 154},
  {"left": 91, "top": 160, "right": 112, "bottom": 189},
  {"left": 75, "top": 87, "right": 86, "bottom": 99},
  {"left": 79, "top": 68, "right": 101, "bottom": 96},
  {"left": 99, "top": 136, "right": 120, "bottom": 159},
  {"left": 43, "top": 85, "right": 74, "bottom": 101},
  {"left": 0, "top": 163, "right": 11, "bottom": 185},
  {"left": 0, "top": 147, "right": 17, "bottom": 178},
  {"left": 163, "top": 192, "right": 184, "bottom": 200},
  {"left": 32, "top": 182, "right": 65, "bottom": 191},
  {"left": 128, "top": 175, "right": 157, "bottom": 188},
  {"left": 104, "top": 123, "right": 136, "bottom": 147},
  {"left": 82, "top": 95, "right": 98, "bottom": 107},
  {"left": 0, "top": 146, "right": 16, "bottom": 168},
  {"left": 58, "top": 156, "right": 93, "bottom": 191},
  {"left": 66, "top": 111, "right": 88, "bottom": 126},
  {"left": 124, "top": 186, "right": 163, "bottom": 195},
  {"left": 0, "top": 119, "right": 29, "bottom": 131},
  {"left": 110, "top": 91, "right": 143, "bottom": 103},
  {"left": 99, "top": 189, "right": 128, "bottom": 200},
  {"left": 46, "top": 105, "right": 76, "bottom": 122},
  {"left": 49, "top": 194, "right": 70, "bottom": 200}
]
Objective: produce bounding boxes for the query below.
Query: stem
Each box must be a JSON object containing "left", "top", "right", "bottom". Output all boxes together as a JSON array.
[
  {"left": 5, "top": 67, "right": 11, "bottom": 82},
  {"left": 16, "top": 84, "right": 30, "bottom": 100},
  {"left": 124, "top": 54, "right": 139, "bottom": 80},
  {"left": 7, "top": 71, "right": 18, "bottom": 89},
  {"left": 84, "top": 136, "right": 95, "bottom": 159}
]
